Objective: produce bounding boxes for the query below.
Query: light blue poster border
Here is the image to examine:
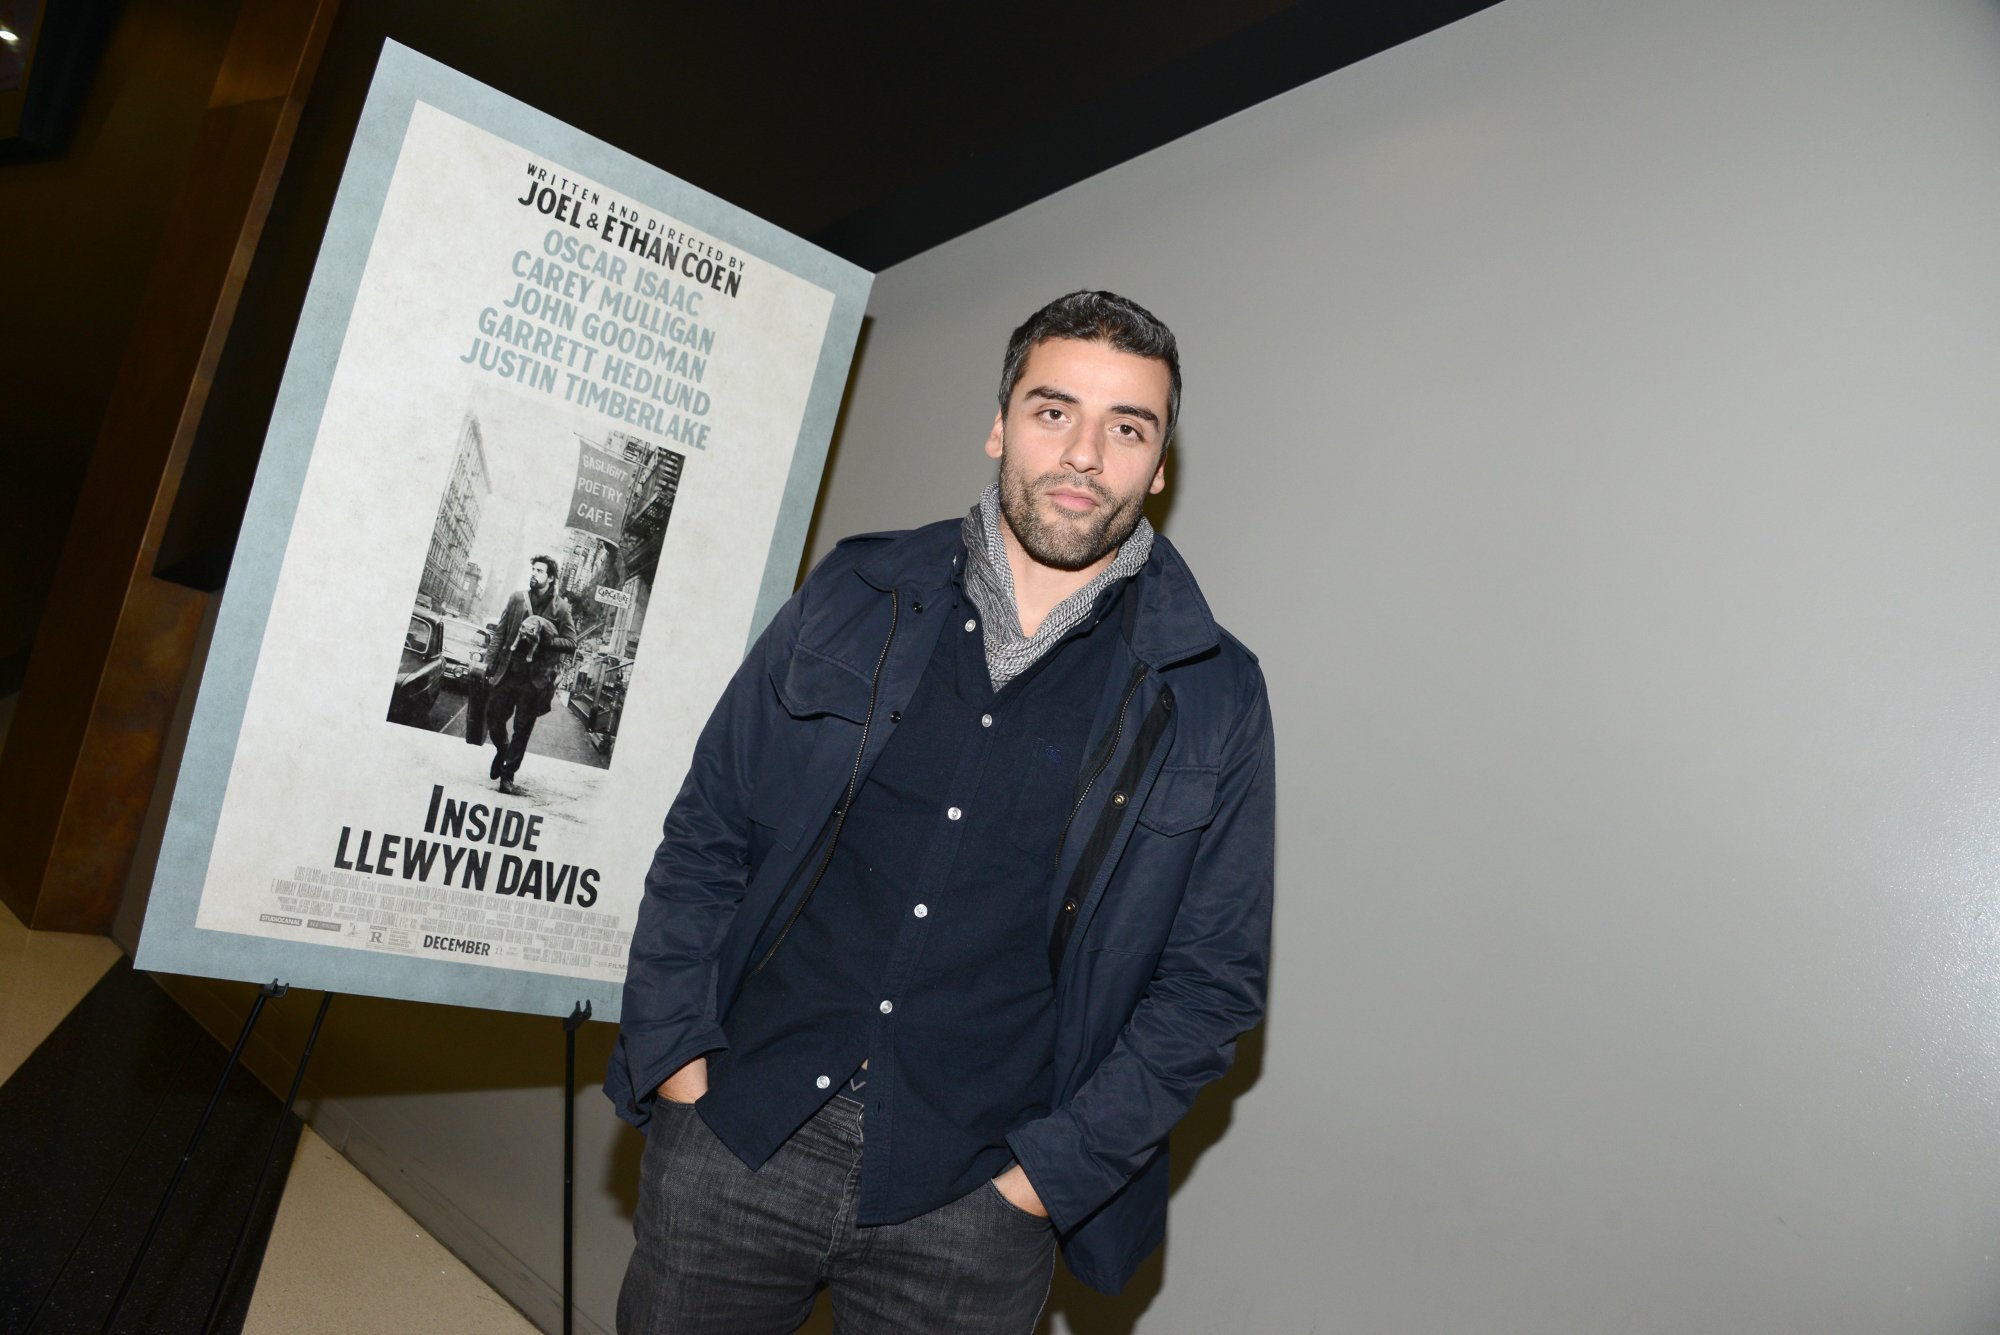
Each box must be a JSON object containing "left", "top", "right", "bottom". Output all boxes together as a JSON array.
[{"left": 135, "top": 40, "right": 871, "bottom": 1019}]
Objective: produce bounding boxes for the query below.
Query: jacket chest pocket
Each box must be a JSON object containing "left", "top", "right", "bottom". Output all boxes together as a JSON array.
[
  {"left": 749, "top": 649, "right": 872, "bottom": 852},
  {"left": 1135, "top": 764, "right": 1218, "bottom": 836},
  {"left": 1081, "top": 765, "right": 1218, "bottom": 956}
]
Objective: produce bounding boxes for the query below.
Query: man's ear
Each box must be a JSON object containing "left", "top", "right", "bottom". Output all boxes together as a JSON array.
[
  {"left": 983, "top": 410, "right": 1006, "bottom": 461},
  {"left": 1149, "top": 443, "right": 1168, "bottom": 495}
]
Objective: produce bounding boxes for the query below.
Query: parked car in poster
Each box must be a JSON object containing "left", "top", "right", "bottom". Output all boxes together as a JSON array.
[
  {"left": 388, "top": 607, "right": 446, "bottom": 726},
  {"left": 438, "top": 616, "right": 490, "bottom": 689}
]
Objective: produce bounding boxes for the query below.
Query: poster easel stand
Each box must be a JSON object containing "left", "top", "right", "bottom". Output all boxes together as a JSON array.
[
  {"left": 561, "top": 999, "right": 592, "bottom": 1335},
  {"left": 102, "top": 979, "right": 287, "bottom": 1333},
  {"left": 200, "top": 990, "right": 336, "bottom": 1334}
]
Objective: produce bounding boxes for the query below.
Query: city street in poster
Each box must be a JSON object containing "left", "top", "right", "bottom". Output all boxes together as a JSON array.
[{"left": 135, "top": 42, "right": 871, "bottom": 1019}]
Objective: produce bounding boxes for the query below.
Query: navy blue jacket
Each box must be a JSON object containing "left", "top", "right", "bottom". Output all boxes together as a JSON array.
[{"left": 605, "top": 518, "right": 1276, "bottom": 1294}]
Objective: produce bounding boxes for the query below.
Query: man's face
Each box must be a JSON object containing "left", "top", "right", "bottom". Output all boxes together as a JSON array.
[
  {"left": 984, "top": 337, "right": 1170, "bottom": 574},
  {"left": 529, "top": 560, "right": 552, "bottom": 594}
]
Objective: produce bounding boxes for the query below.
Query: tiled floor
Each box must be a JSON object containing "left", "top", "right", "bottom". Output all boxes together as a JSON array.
[
  {"left": 245, "top": 1127, "right": 536, "bottom": 1335},
  {"left": 0, "top": 899, "right": 122, "bottom": 1083},
  {"left": 2, "top": 899, "right": 534, "bottom": 1334}
]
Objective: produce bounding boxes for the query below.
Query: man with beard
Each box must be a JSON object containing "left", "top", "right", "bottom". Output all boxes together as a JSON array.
[
  {"left": 483, "top": 553, "right": 576, "bottom": 796},
  {"left": 609, "top": 291, "right": 1274, "bottom": 1333}
]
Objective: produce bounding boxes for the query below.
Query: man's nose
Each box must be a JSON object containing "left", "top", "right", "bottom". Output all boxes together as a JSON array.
[{"left": 1060, "top": 427, "right": 1103, "bottom": 474}]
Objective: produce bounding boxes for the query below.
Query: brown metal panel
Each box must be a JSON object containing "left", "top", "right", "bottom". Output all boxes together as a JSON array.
[{"left": 0, "top": 0, "right": 341, "bottom": 929}]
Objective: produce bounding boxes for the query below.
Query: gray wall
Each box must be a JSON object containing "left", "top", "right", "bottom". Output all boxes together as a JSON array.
[
  {"left": 813, "top": 0, "right": 2000, "bottom": 1330},
  {"left": 128, "top": 1, "right": 2000, "bottom": 1331}
]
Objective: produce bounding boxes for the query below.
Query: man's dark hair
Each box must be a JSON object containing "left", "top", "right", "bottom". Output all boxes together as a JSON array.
[
  {"left": 998, "top": 290, "right": 1182, "bottom": 442},
  {"left": 530, "top": 553, "right": 560, "bottom": 585}
]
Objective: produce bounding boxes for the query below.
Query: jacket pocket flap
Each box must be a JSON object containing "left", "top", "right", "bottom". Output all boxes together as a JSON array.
[
  {"left": 1135, "top": 765, "right": 1218, "bottom": 835},
  {"left": 772, "top": 647, "right": 872, "bottom": 723}
]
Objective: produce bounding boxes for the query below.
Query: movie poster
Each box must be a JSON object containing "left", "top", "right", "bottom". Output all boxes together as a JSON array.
[{"left": 136, "top": 42, "right": 871, "bottom": 1018}]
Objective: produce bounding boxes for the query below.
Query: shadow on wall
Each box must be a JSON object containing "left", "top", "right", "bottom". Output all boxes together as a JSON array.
[
  {"left": 324, "top": 992, "right": 626, "bottom": 1099},
  {"left": 799, "top": 315, "right": 874, "bottom": 586},
  {"left": 162, "top": 974, "right": 647, "bottom": 1161},
  {"left": 298, "top": 988, "right": 652, "bottom": 1215},
  {"left": 1037, "top": 1020, "right": 1267, "bottom": 1334},
  {"left": 1142, "top": 422, "right": 1184, "bottom": 538},
  {"left": 159, "top": 975, "right": 621, "bottom": 1101}
]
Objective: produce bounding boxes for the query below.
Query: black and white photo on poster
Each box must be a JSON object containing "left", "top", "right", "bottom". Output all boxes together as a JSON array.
[{"left": 388, "top": 384, "right": 685, "bottom": 804}]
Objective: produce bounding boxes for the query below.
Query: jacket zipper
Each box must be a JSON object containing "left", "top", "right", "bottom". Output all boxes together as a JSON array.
[
  {"left": 1052, "top": 662, "right": 1149, "bottom": 867},
  {"left": 748, "top": 589, "right": 901, "bottom": 976}
]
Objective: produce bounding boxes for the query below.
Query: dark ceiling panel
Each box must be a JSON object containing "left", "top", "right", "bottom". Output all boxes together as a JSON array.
[
  {"left": 308, "top": 0, "right": 1307, "bottom": 241},
  {"left": 815, "top": 0, "right": 1507, "bottom": 269}
]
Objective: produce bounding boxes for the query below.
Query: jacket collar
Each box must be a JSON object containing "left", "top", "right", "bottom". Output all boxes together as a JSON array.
[
  {"left": 850, "top": 517, "right": 1221, "bottom": 671},
  {"left": 1127, "top": 533, "right": 1222, "bottom": 669}
]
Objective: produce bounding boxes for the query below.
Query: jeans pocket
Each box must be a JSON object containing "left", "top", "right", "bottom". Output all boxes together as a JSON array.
[
  {"left": 982, "top": 1179, "right": 1053, "bottom": 1228},
  {"left": 639, "top": 1098, "right": 701, "bottom": 1184}
]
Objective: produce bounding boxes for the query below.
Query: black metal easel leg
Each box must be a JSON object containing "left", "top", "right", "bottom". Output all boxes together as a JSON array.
[
  {"left": 101, "top": 979, "right": 287, "bottom": 1334},
  {"left": 199, "top": 990, "right": 335, "bottom": 1335},
  {"left": 561, "top": 999, "right": 592, "bottom": 1335}
]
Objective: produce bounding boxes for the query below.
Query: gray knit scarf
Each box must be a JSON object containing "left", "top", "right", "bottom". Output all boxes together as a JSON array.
[{"left": 960, "top": 483, "right": 1153, "bottom": 690}]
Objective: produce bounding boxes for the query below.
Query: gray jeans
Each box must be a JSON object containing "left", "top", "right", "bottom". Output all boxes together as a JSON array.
[{"left": 617, "top": 1096, "right": 1056, "bottom": 1334}]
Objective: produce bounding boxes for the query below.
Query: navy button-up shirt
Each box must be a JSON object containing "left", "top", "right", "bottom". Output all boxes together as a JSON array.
[{"left": 700, "top": 578, "right": 1128, "bottom": 1223}]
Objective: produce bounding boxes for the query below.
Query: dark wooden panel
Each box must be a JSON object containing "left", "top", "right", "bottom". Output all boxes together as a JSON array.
[{"left": 0, "top": 0, "right": 340, "bottom": 929}]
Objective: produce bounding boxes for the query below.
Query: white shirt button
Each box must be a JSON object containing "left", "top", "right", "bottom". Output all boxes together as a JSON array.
[
  {"left": 879, "top": 999, "right": 894, "bottom": 1014},
  {"left": 980, "top": 713, "right": 993, "bottom": 728},
  {"left": 815, "top": 1075, "right": 831, "bottom": 1089},
  {"left": 913, "top": 903, "right": 929, "bottom": 918},
  {"left": 947, "top": 806, "right": 962, "bottom": 821},
  {"left": 964, "top": 618, "right": 977, "bottom": 632}
]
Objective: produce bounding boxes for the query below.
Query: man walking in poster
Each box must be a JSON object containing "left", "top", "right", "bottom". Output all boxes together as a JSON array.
[
  {"left": 609, "top": 292, "right": 1276, "bottom": 1332},
  {"left": 484, "top": 553, "right": 576, "bottom": 795}
]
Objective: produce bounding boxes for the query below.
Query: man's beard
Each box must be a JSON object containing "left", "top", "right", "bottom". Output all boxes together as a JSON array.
[{"left": 997, "top": 459, "right": 1148, "bottom": 573}]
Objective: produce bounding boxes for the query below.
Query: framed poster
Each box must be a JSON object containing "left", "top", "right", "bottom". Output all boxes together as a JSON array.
[{"left": 135, "top": 40, "right": 871, "bottom": 1019}]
